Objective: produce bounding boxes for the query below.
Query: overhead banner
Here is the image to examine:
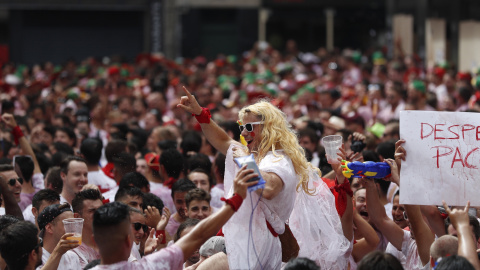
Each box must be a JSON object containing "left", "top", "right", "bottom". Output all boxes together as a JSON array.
[{"left": 399, "top": 111, "right": 480, "bottom": 206}]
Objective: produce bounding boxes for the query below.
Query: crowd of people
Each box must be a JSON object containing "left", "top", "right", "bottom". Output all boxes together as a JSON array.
[{"left": 0, "top": 39, "right": 478, "bottom": 269}]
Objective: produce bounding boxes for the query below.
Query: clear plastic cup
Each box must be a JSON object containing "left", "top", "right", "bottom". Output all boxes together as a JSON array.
[
  {"left": 322, "top": 135, "right": 343, "bottom": 164},
  {"left": 63, "top": 218, "right": 84, "bottom": 245}
]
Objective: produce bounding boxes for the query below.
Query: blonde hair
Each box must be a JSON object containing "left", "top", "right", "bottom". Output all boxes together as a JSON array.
[{"left": 239, "top": 100, "right": 319, "bottom": 195}]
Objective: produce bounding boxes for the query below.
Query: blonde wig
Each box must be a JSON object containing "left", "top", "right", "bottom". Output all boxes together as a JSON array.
[{"left": 239, "top": 100, "right": 319, "bottom": 195}]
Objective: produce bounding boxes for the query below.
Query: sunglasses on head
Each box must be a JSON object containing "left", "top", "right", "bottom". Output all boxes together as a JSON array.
[
  {"left": 132, "top": 222, "right": 149, "bottom": 232},
  {"left": 8, "top": 177, "right": 23, "bottom": 186},
  {"left": 238, "top": 122, "right": 264, "bottom": 133}
]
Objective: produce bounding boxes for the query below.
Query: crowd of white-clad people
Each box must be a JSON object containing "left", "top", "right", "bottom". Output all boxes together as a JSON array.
[{"left": 0, "top": 40, "right": 478, "bottom": 269}]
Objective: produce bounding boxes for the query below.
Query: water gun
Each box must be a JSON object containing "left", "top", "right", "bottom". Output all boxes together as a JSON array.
[{"left": 340, "top": 160, "right": 391, "bottom": 179}]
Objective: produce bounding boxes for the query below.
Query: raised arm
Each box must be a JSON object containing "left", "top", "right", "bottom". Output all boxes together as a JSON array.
[
  {"left": 176, "top": 165, "right": 258, "bottom": 261},
  {"left": 364, "top": 173, "right": 404, "bottom": 249},
  {"left": 331, "top": 146, "right": 353, "bottom": 241},
  {"left": 41, "top": 233, "right": 79, "bottom": 270},
  {"left": 404, "top": 204, "right": 435, "bottom": 266},
  {"left": 2, "top": 114, "right": 42, "bottom": 175},
  {"left": 443, "top": 201, "right": 480, "bottom": 270},
  {"left": 352, "top": 209, "right": 380, "bottom": 262},
  {"left": 177, "top": 86, "right": 239, "bottom": 154}
]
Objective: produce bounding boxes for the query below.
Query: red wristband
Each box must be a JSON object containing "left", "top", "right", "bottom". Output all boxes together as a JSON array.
[
  {"left": 221, "top": 193, "right": 243, "bottom": 212},
  {"left": 155, "top": 230, "right": 167, "bottom": 244},
  {"left": 334, "top": 178, "right": 353, "bottom": 197},
  {"left": 192, "top": 107, "right": 211, "bottom": 124},
  {"left": 11, "top": 126, "right": 24, "bottom": 145}
]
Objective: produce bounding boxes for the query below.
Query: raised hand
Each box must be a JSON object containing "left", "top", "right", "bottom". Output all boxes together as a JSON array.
[
  {"left": 176, "top": 86, "right": 202, "bottom": 115},
  {"left": 156, "top": 207, "right": 171, "bottom": 230},
  {"left": 145, "top": 206, "right": 162, "bottom": 229},
  {"left": 1, "top": 113, "right": 17, "bottom": 129},
  {"left": 384, "top": 159, "right": 400, "bottom": 186},
  {"left": 53, "top": 233, "right": 80, "bottom": 255},
  {"left": 443, "top": 201, "right": 471, "bottom": 230},
  {"left": 394, "top": 139, "right": 406, "bottom": 171},
  {"left": 233, "top": 165, "right": 259, "bottom": 199}
]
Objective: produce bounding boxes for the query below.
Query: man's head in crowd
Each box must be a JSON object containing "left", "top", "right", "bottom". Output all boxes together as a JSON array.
[
  {"left": 171, "top": 179, "right": 197, "bottom": 219},
  {"left": 435, "top": 255, "right": 475, "bottom": 270},
  {"left": 350, "top": 178, "right": 363, "bottom": 194},
  {"left": 357, "top": 251, "right": 403, "bottom": 270},
  {"left": 185, "top": 188, "right": 211, "bottom": 220},
  {"left": 129, "top": 207, "right": 148, "bottom": 245},
  {"left": 38, "top": 203, "right": 73, "bottom": 252},
  {"left": 136, "top": 158, "right": 148, "bottom": 176},
  {"left": 143, "top": 193, "right": 164, "bottom": 213},
  {"left": 213, "top": 153, "right": 226, "bottom": 185},
  {"left": 429, "top": 235, "right": 458, "bottom": 267},
  {"left": 80, "top": 138, "right": 103, "bottom": 167},
  {"left": 376, "top": 141, "right": 395, "bottom": 161},
  {"left": 115, "top": 186, "right": 144, "bottom": 211},
  {"left": 54, "top": 127, "right": 76, "bottom": 148},
  {"left": 147, "top": 126, "right": 175, "bottom": 153},
  {"left": 44, "top": 166, "right": 63, "bottom": 194},
  {"left": 382, "top": 121, "right": 400, "bottom": 142},
  {"left": 0, "top": 164, "right": 22, "bottom": 202},
  {"left": 119, "top": 172, "right": 150, "bottom": 194},
  {"left": 354, "top": 188, "right": 368, "bottom": 221},
  {"left": 0, "top": 215, "right": 20, "bottom": 270},
  {"left": 105, "top": 140, "right": 128, "bottom": 164},
  {"left": 0, "top": 221, "right": 43, "bottom": 270},
  {"left": 72, "top": 189, "right": 104, "bottom": 238},
  {"left": 298, "top": 128, "right": 319, "bottom": 154},
  {"left": 391, "top": 191, "right": 408, "bottom": 229},
  {"left": 284, "top": 257, "right": 320, "bottom": 270},
  {"left": 31, "top": 189, "right": 60, "bottom": 226},
  {"left": 60, "top": 156, "right": 88, "bottom": 203},
  {"left": 93, "top": 202, "right": 133, "bottom": 262},
  {"left": 174, "top": 218, "right": 200, "bottom": 265},
  {"left": 14, "top": 155, "right": 34, "bottom": 184},
  {"left": 112, "top": 152, "right": 136, "bottom": 184},
  {"left": 187, "top": 153, "right": 211, "bottom": 175},
  {"left": 160, "top": 148, "right": 184, "bottom": 181},
  {"left": 188, "top": 169, "right": 212, "bottom": 192}
]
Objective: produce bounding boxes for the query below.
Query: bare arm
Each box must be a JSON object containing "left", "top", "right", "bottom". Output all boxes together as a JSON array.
[
  {"left": 176, "top": 165, "right": 258, "bottom": 261},
  {"left": 2, "top": 114, "right": 41, "bottom": 174},
  {"left": 256, "top": 171, "right": 283, "bottom": 200},
  {"left": 331, "top": 146, "right": 353, "bottom": 241},
  {"left": 177, "top": 87, "right": 238, "bottom": 154},
  {"left": 365, "top": 179, "right": 404, "bottom": 250},
  {"left": 404, "top": 204, "right": 435, "bottom": 266},
  {"left": 443, "top": 201, "right": 480, "bottom": 270},
  {"left": 41, "top": 233, "right": 79, "bottom": 270},
  {"left": 420, "top": 205, "right": 446, "bottom": 238},
  {"left": 352, "top": 210, "right": 380, "bottom": 262}
]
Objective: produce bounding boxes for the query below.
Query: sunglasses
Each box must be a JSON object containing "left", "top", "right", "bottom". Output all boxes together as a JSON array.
[
  {"left": 238, "top": 122, "right": 264, "bottom": 133},
  {"left": 8, "top": 177, "right": 23, "bottom": 186},
  {"left": 132, "top": 222, "right": 149, "bottom": 232}
]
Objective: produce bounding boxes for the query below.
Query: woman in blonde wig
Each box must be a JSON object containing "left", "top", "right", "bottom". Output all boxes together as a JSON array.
[{"left": 178, "top": 87, "right": 350, "bottom": 269}]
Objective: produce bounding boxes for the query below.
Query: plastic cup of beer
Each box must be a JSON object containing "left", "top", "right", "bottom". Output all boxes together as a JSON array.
[
  {"left": 63, "top": 218, "right": 84, "bottom": 245},
  {"left": 322, "top": 135, "right": 343, "bottom": 164}
]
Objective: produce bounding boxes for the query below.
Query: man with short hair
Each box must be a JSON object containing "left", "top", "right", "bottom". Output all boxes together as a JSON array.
[
  {"left": 0, "top": 221, "right": 42, "bottom": 270},
  {"left": 80, "top": 138, "right": 116, "bottom": 193},
  {"left": 102, "top": 153, "right": 136, "bottom": 202},
  {"left": 115, "top": 187, "right": 144, "bottom": 211},
  {"left": 90, "top": 166, "right": 258, "bottom": 269},
  {"left": 60, "top": 156, "right": 88, "bottom": 204},
  {"left": 185, "top": 188, "right": 212, "bottom": 220},
  {"left": 0, "top": 164, "right": 22, "bottom": 206},
  {"left": 166, "top": 179, "right": 196, "bottom": 236},
  {"left": 429, "top": 235, "right": 458, "bottom": 268},
  {"left": 23, "top": 189, "right": 60, "bottom": 225},
  {"left": 37, "top": 203, "right": 78, "bottom": 269},
  {"left": 61, "top": 189, "right": 104, "bottom": 269},
  {"left": 15, "top": 155, "right": 40, "bottom": 211},
  {"left": 45, "top": 166, "right": 63, "bottom": 194},
  {"left": 150, "top": 149, "right": 183, "bottom": 213}
]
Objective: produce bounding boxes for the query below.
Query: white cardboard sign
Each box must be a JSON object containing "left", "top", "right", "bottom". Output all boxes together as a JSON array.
[{"left": 399, "top": 111, "right": 480, "bottom": 206}]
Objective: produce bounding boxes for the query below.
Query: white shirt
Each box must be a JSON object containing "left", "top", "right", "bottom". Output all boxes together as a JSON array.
[
  {"left": 88, "top": 170, "right": 117, "bottom": 192},
  {"left": 62, "top": 242, "right": 100, "bottom": 269},
  {"left": 32, "top": 173, "right": 45, "bottom": 190},
  {"left": 37, "top": 247, "right": 80, "bottom": 270},
  {"left": 102, "top": 186, "right": 119, "bottom": 203},
  {"left": 23, "top": 204, "right": 35, "bottom": 224},
  {"left": 209, "top": 184, "right": 225, "bottom": 209},
  {"left": 90, "top": 244, "right": 183, "bottom": 270},
  {"left": 385, "top": 230, "right": 429, "bottom": 270}
]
